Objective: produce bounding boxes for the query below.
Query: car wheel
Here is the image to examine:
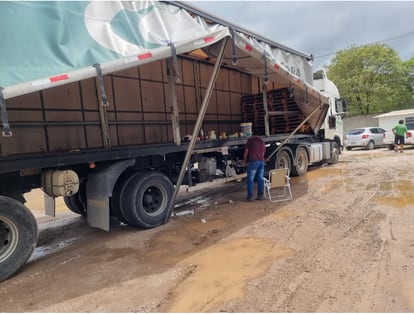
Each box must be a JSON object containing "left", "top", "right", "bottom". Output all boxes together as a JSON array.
[
  {"left": 345, "top": 146, "right": 352, "bottom": 151},
  {"left": 367, "top": 141, "right": 375, "bottom": 150}
]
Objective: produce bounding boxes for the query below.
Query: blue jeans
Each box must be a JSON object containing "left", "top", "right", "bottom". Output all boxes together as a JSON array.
[{"left": 246, "top": 160, "right": 264, "bottom": 199}]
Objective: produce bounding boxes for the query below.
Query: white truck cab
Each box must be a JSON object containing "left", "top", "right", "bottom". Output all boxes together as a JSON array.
[{"left": 313, "top": 69, "right": 348, "bottom": 150}]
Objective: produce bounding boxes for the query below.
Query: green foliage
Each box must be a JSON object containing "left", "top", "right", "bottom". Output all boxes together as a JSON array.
[
  {"left": 403, "top": 58, "right": 414, "bottom": 98},
  {"left": 326, "top": 44, "right": 414, "bottom": 115}
]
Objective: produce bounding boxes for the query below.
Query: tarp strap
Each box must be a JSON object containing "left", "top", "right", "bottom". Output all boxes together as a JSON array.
[
  {"left": 263, "top": 51, "right": 269, "bottom": 84},
  {"left": 305, "top": 85, "right": 308, "bottom": 104},
  {"left": 289, "top": 81, "right": 293, "bottom": 97},
  {"left": 230, "top": 27, "right": 238, "bottom": 65},
  {"left": 93, "top": 63, "right": 109, "bottom": 106},
  {"left": 93, "top": 63, "right": 111, "bottom": 148},
  {"left": 168, "top": 42, "right": 181, "bottom": 82},
  {"left": 0, "top": 87, "right": 12, "bottom": 137}
]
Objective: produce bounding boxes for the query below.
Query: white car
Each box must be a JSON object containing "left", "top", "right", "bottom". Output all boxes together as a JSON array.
[
  {"left": 383, "top": 129, "right": 414, "bottom": 150},
  {"left": 344, "top": 127, "right": 387, "bottom": 150}
]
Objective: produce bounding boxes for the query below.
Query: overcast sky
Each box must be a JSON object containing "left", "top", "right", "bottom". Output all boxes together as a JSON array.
[{"left": 187, "top": 1, "right": 414, "bottom": 70}]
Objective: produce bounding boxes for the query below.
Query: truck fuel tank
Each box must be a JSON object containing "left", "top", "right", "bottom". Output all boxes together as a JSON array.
[{"left": 41, "top": 170, "right": 79, "bottom": 197}]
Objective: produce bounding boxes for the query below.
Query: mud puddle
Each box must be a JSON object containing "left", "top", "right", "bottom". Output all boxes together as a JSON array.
[{"left": 165, "top": 237, "right": 294, "bottom": 312}]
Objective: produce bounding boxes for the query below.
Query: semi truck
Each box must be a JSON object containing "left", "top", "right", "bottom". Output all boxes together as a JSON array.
[{"left": 0, "top": 1, "right": 347, "bottom": 282}]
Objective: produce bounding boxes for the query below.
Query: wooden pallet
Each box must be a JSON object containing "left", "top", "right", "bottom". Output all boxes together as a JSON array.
[{"left": 242, "top": 88, "right": 310, "bottom": 135}]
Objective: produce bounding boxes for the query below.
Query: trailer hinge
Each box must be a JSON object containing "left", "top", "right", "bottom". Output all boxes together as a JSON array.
[
  {"left": 93, "top": 63, "right": 109, "bottom": 107},
  {"left": 0, "top": 87, "right": 12, "bottom": 137},
  {"left": 230, "top": 27, "right": 238, "bottom": 65},
  {"left": 263, "top": 50, "right": 269, "bottom": 84}
]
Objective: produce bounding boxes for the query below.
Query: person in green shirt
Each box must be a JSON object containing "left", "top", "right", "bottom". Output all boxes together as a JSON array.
[{"left": 392, "top": 120, "right": 408, "bottom": 153}]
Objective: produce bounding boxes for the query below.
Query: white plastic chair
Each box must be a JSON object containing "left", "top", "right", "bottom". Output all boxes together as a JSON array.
[{"left": 264, "top": 168, "right": 292, "bottom": 202}]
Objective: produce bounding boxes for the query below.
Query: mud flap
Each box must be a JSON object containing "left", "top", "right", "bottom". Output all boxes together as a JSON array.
[{"left": 87, "top": 159, "right": 135, "bottom": 231}]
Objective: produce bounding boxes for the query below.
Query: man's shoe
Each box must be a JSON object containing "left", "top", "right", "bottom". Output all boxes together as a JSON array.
[
  {"left": 256, "top": 196, "right": 264, "bottom": 200},
  {"left": 244, "top": 197, "right": 254, "bottom": 202}
]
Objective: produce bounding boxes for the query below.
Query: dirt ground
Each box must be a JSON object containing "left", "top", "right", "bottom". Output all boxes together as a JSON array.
[{"left": 1, "top": 147, "right": 414, "bottom": 312}]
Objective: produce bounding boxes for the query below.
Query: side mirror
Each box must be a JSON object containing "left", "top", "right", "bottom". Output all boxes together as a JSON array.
[{"left": 335, "top": 98, "right": 348, "bottom": 117}]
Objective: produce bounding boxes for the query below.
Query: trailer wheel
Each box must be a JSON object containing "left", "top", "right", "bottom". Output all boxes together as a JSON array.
[
  {"left": 275, "top": 150, "right": 292, "bottom": 172},
  {"left": 291, "top": 147, "right": 308, "bottom": 176},
  {"left": 120, "top": 171, "right": 173, "bottom": 229},
  {"left": 63, "top": 182, "right": 86, "bottom": 216},
  {"left": 327, "top": 142, "right": 340, "bottom": 164},
  {"left": 110, "top": 172, "right": 135, "bottom": 224},
  {"left": 0, "top": 196, "right": 37, "bottom": 282}
]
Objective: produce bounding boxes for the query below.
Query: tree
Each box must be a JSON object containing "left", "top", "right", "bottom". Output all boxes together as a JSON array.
[
  {"left": 402, "top": 57, "right": 414, "bottom": 107},
  {"left": 326, "top": 44, "right": 413, "bottom": 115}
]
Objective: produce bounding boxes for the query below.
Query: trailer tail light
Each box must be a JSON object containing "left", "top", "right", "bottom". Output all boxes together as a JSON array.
[
  {"left": 362, "top": 134, "right": 369, "bottom": 139},
  {"left": 408, "top": 132, "right": 412, "bottom": 138}
]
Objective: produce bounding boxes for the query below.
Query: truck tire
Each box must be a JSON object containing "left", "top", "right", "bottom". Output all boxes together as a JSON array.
[
  {"left": 63, "top": 182, "right": 86, "bottom": 216},
  {"left": 110, "top": 172, "right": 135, "bottom": 224},
  {"left": 275, "top": 150, "right": 292, "bottom": 172},
  {"left": 120, "top": 171, "right": 173, "bottom": 229},
  {"left": 0, "top": 196, "right": 38, "bottom": 282},
  {"left": 291, "top": 147, "right": 308, "bottom": 176},
  {"left": 327, "top": 142, "right": 340, "bottom": 164}
]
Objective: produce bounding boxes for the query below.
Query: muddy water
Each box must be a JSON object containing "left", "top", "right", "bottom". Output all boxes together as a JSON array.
[
  {"left": 376, "top": 178, "right": 414, "bottom": 208},
  {"left": 167, "top": 237, "right": 294, "bottom": 312},
  {"left": 303, "top": 166, "right": 414, "bottom": 208}
]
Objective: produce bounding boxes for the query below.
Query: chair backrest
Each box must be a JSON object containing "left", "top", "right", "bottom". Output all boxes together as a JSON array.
[{"left": 269, "top": 168, "right": 287, "bottom": 188}]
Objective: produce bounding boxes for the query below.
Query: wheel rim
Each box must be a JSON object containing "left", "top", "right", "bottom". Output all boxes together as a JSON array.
[
  {"left": 296, "top": 149, "right": 308, "bottom": 173},
  {"left": 331, "top": 147, "right": 339, "bottom": 162},
  {"left": 276, "top": 151, "right": 291, "bottom": 169},
  {"left": 0, "top": 216, "right": 19, "bottom": 263},
  {"left": 140, "top": 184, "right": 168, "bottom": 216}
]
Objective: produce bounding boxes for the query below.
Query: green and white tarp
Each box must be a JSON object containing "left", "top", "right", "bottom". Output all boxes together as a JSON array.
[
  {"left": 0, "top": 0, "right": 326, "bottom": 107},
  {"left": 0, "top": 1, "right": 230, "bottom": 98}
]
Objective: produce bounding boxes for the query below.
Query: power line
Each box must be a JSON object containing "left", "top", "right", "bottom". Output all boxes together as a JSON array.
[{"left": 314, "top": 31, "right": 414, "bottom": 59}]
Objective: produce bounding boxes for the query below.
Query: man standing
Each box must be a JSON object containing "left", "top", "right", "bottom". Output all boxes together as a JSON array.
[
  {"left": 243, "top": 135, "right": 266, "bottom": 201},
  {"left": 392, "top": 119, "right": 408, "bottom": 153}
]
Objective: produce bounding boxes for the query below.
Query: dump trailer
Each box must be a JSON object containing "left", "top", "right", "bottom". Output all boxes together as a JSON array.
[{"left": 0, "top": 1, "right": 347, "bottom": 282}]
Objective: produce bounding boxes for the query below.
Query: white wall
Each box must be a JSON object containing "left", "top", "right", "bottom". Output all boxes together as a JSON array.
[
  {"left": 343, "top": 114, "right": 378, "bottom": 134},
  {"left": 378, "top": 117, "right": 398, "bottom": 131}
]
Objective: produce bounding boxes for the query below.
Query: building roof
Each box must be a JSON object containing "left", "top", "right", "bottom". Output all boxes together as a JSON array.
[{"left": 375, "top": 109, "right": 414, "bottom": 118}]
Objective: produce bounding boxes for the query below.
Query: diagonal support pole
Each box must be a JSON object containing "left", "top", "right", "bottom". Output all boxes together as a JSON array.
[
  {"left": 267, "top": 102, "right": 328, "bottom": 160},
  {"left": 164, "top": 37, "right": 229, "bottom": 223}
]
